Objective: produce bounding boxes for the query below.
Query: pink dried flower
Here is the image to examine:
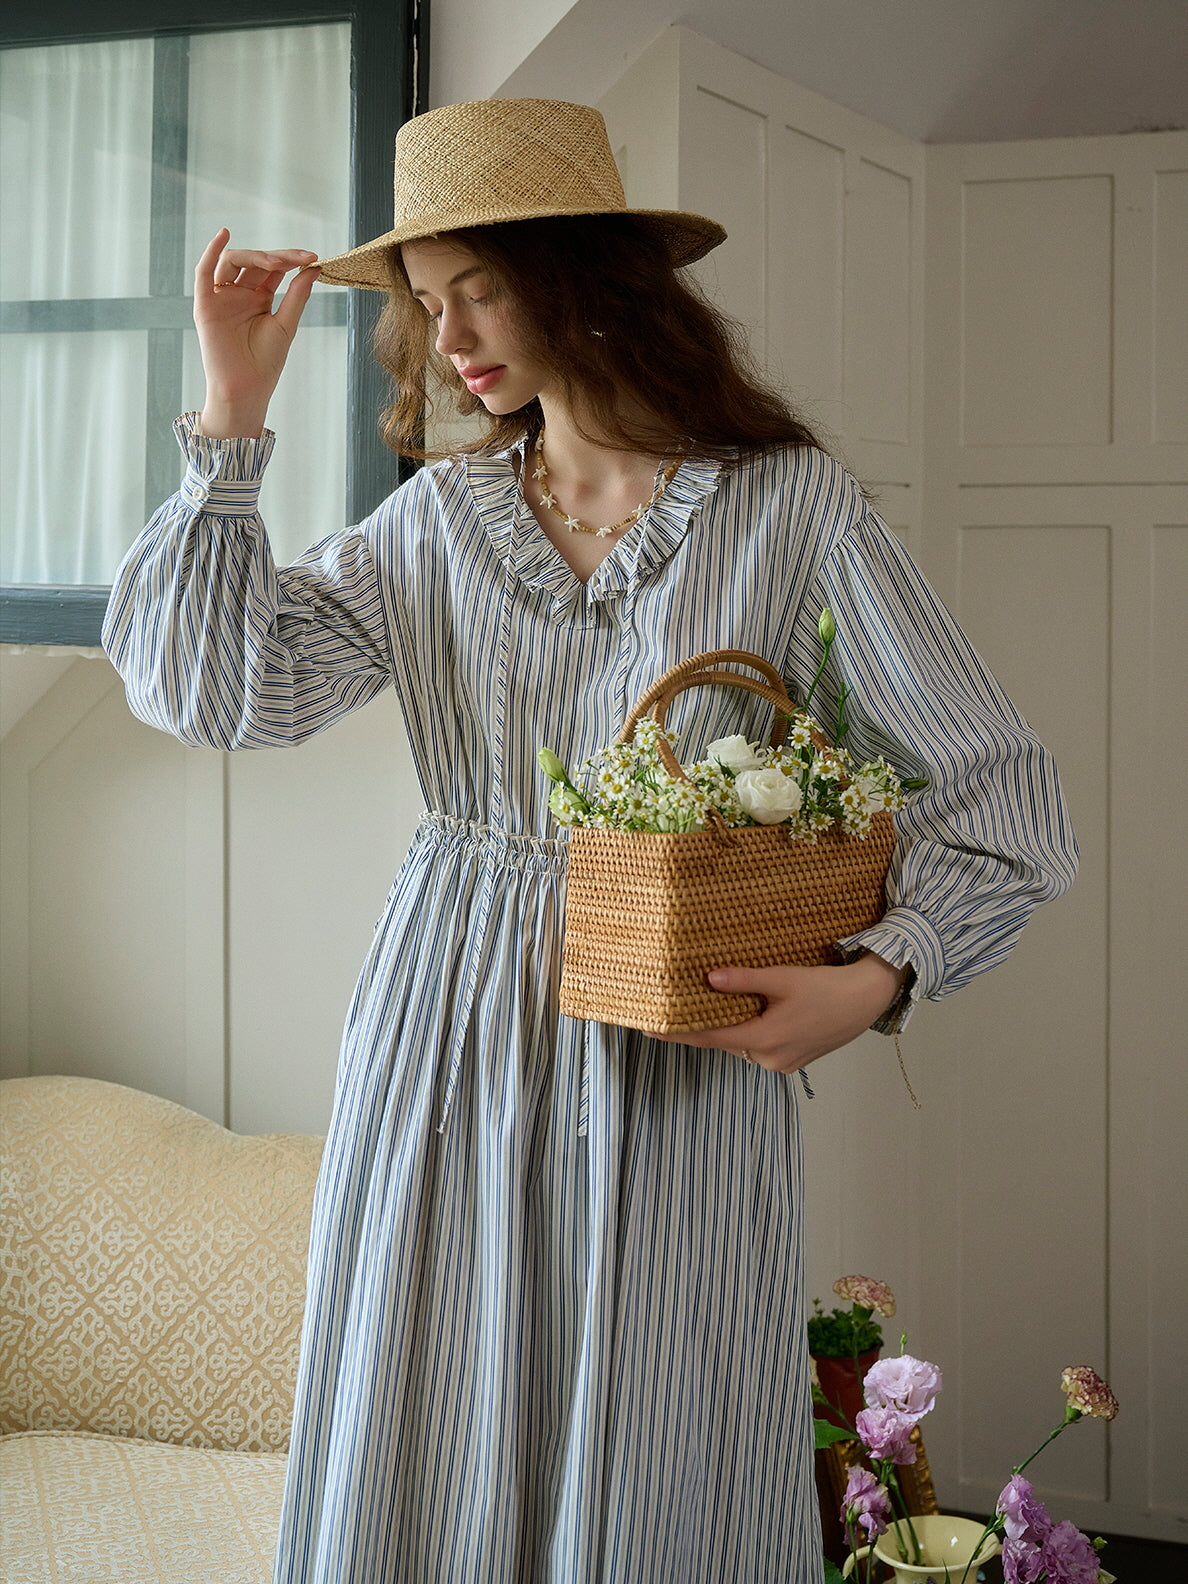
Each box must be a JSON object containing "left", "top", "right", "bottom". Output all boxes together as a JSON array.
[
  {"left": 1060, "top": 1366, "right": 1118, "bottom": 1422},
  {"left": 855, "top": 1405, "right": 918, "bottom": 1465},
  {"left": 833, "top": 1274, "right": 897, "bottom": 1317},
  {"left": 863, "top": 1353, "right": 942, "bottom": 1419},
  {"left": 840, "top": 1465, "right": 890, "bottom": 1539}
]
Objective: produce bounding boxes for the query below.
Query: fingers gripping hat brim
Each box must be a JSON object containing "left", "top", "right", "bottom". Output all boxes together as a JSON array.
[{"left": 315, "top": 97, "right": 727, "bottom": 290}]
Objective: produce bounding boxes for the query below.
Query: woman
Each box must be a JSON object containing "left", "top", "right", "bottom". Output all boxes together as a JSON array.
[{"left": 103, "top": 98, "right": 1076, "bottom": 1584}]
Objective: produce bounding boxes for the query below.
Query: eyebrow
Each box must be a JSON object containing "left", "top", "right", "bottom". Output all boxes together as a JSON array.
[{"left": 409, "top": 265, "right": 484, "bottom": 301}]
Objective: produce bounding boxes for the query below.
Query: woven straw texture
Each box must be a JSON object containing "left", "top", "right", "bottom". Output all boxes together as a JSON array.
[
  {"left": 317, "top": 98, "right": 726, "bottom": 289},
  {"left": 0, "top": 1430, "right": 286, "bottom": 1584},
  {"left": 0, "top": 1075, "right": 322, "bottom": 1454},
  {"left": 557, "top": 648, "right": 896, "bottom": 1034},
  {"left": 560, "top": 814, "right": 896, "bottom": 1033}
]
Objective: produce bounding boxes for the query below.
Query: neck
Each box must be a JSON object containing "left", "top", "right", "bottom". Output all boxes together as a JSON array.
[
  {"left": 520, "top": 400, "right": 682, "bottom": 573},
  {"left": 533, "top": 398, "right": 677, "bottom": 486}
]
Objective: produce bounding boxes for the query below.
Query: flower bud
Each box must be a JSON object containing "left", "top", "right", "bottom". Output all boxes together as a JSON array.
[
  {"left": 818, "top": 607, "right": 836, "bottom": 646},
  {"left": 537, "top": 748, "right": 568, "bottom": 783}
]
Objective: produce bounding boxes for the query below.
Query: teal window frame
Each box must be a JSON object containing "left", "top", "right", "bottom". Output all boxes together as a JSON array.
[{"left": 0, "top": 0, "right": 426, "bottom": 645}]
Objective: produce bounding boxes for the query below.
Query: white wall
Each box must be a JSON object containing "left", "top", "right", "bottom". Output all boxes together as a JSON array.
[
  {"left": 438, "top": 0, "right": 1188, "bottom": 147},
  {"left": 0, "top": 659, "right": 420, "bottom": 1137},
  {"left": 917, "top": 130, "right": 1188, "bottom": 1543},
  {"left": 430, "top": 0, "right": 575, "bottom": 107}
]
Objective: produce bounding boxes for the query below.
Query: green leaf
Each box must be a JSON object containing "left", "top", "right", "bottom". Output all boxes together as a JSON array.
[
  {"left": 822, "top": 1558, "right": 850, "bottom": 1584},
  {"left": 815, "top": 1419, "right": 857, "bottom": 1450},
  {"left": 806, "top": 1300, "right": 884, "bottom": 1356}
]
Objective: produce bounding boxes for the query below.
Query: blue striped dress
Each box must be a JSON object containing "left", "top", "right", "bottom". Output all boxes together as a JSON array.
[{"left": 104, "top": 415, "right": 1077, "bottom": 1584}]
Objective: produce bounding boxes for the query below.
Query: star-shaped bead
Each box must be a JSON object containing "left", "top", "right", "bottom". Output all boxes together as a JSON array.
[
  {"left": 540, "top": 490, "right": 555, "bottom": 509},
  {"left": 563, "top": 515, "right": 582, "bottom": 531}
]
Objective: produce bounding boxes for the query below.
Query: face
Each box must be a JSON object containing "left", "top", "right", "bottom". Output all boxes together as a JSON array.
[{"left": 401, "top": 236, "right": 554, "bottom": 414}]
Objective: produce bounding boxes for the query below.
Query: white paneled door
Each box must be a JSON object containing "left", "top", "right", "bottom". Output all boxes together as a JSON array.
[{"left": 921, "top": 133, "right": 1188, "bottom": 1544}]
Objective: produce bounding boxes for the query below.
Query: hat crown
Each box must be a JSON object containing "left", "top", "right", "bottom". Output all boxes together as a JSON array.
[
  {"left": 391, "top": 99, "right": 627, "bottom": 234},
  {"left": 315, "top": 96, "right": 725, "bottom": 289}
]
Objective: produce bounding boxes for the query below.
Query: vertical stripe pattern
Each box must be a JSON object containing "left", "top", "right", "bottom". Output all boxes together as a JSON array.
[{"left": 103, "top": 415, "right": 1077, "bottom": 1584}]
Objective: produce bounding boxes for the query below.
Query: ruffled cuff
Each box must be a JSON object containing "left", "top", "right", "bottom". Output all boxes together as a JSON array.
[
  {"left": 837, "top": 905, "right": 947, "bottom": 1034},
  {"left": 174, "top": 412, "right": 276, "bottom": 518}
]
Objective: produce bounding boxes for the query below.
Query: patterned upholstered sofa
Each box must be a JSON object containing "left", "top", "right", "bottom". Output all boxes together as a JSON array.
[{"left": 0, "top": 1075, "right": 323, "bottom": 1583}]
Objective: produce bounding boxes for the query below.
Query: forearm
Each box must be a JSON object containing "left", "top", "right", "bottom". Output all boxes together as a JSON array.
[{"left": 198, "top": 396, "right": 272, "bottom": 439}]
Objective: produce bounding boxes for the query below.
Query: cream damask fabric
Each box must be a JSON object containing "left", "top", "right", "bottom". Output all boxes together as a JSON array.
[
  {"left": 1, "top": 1430, "right": 287, "bottom": 1583},
  {"left": 0, "top": 1076, "right": 323, "bottom": 1453}
]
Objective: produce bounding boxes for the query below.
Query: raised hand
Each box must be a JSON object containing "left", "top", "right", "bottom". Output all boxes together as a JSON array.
[{"left": 195, "top": 228, "right": 321, "bottom": 438}]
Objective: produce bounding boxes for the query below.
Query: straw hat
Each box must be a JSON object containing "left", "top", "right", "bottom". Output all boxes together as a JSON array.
[{"left": 316, "top": 98, "right": 727, "bottom": 290}]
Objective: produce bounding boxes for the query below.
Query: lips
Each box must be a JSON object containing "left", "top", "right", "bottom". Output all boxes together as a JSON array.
[{"left": 458, "top": 364, "right": 505, "bottom": 396}]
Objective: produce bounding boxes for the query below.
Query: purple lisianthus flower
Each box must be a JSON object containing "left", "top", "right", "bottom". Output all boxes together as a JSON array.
[
  {"left": 862, "top": 1353, "right": 943, "bottom": 1419},
  {"left": 1041, "top": 1520, "right": 1102, "bottom": 1584},
  {"left": 998, "top": 1474, "right": 1053, "bottom": 1546},
  {"left": 840, "top": 1465, "right": 891, "bottom": 1540},
  {"left": 855, "top": 1405, "right": 918, "bottom": 1465},
  {"left": 1003, "top": 1535, "right": 1047, "bottom": 1584}
]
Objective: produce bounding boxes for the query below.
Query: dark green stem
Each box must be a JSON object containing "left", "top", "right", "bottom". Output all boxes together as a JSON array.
[
  {"left": 884, "top": 1468, "right": 923, "bottom": 1565},
  {"left": 1014, "top": 1416, "right": 1074, "bottom": 1478},
  {"left": 956, "top": 1515, "right": 1005, "bottom": 1584},
  {"left": 801, "top": 641, "right": 832, "bottom": 715}
]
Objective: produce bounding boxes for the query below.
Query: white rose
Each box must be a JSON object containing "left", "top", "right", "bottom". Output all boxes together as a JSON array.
[
  {"left": 734, "top": 767, "right": 803, "bottom": 824},
  {"left": 703, "top": 734, "right": 764, "bottom": 772}
]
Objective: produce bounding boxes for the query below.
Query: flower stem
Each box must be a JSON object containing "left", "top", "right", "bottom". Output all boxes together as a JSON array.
[
  {"left": 956, "top": 1515, "right": 1003, "bottom": 1584},
  {"left": 885, "top": 1469, "right": 923, "bottom": 1564},
  {"left": 1014, "top": 1417, "right": 1073, "bottom": 1478},
  {"left": 801, "top": 648, "right": 831, "bottom": 716},
  {"left": 844, "top": 1516, "right": 870, "bottom": 1584},
  {"left": 955, "top": 1416, "right": 1075, "bottom": 1583}
]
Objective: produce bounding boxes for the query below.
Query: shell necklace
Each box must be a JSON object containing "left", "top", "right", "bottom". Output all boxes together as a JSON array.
[{"left": 531, "top": 430, "right": 680, "bottom": 538}]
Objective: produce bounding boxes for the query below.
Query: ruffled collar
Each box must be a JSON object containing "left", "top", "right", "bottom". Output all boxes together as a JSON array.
[{"left": 466, "top": 444, "right": 722, "bottom": 621}]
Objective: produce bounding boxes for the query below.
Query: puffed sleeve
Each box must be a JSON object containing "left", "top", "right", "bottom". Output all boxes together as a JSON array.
[
  {"left": 102, "top": 414, "right": 393, "bottom": 750},
  {"left": 801, "top": 501, "right": 1079, "bottom": 1031}
]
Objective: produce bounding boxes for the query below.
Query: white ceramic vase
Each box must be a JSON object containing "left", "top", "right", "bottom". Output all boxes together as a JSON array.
[{"left": 844, "top": 1514, "right": 1001, "bottom": 1583}]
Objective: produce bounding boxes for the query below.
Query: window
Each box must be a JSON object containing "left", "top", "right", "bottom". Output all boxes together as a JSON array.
[{"left": 0, "top": 0, "right": 425, "bottom": 645}]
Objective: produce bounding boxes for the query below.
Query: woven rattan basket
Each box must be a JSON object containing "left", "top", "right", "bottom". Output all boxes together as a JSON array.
[{"left": 558, "top": 650, "right": 896, "bottom": 1035}]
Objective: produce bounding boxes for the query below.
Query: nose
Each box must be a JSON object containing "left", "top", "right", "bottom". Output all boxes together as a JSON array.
[{"left": 434, "top": 302, "right": 473, "bottom": 358}]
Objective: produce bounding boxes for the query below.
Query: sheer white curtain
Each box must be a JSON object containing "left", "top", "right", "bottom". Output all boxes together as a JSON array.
[
  {"left": 1, "top": 40, "right": 154, "bottom": 585},
  {"left": 1, "top": 24, "right": 351, "bottom": 586},
  {"left": 184, "top": 25, "right": 350, "bottom": 565}
]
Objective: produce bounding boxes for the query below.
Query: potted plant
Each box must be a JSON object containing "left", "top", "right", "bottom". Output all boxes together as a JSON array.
[{"left": 809, "top": 1274, "right": 895, "bottom": 1431}]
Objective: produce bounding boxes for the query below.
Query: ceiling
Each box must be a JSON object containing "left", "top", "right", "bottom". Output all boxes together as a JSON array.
[{"left": 504, "top": 0, "right": 1188, "bottom": 144}]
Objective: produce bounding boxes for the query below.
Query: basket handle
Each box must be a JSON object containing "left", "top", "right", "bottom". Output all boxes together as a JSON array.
[
  {"left": 617, "top": 650, "right": 832, "bottom": 786},
  {"left": 617, "top": 649, "right": 787, "bottom": 740}
]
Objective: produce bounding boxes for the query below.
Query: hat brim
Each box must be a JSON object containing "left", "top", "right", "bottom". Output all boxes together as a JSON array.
[{"left": 315, "top": 205, "right": 727, "bottom": 290}]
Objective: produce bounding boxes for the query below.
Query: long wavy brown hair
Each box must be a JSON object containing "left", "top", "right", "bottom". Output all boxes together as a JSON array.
[{"left": 372, "top": 215, "right": 827, "bottom": 464}]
